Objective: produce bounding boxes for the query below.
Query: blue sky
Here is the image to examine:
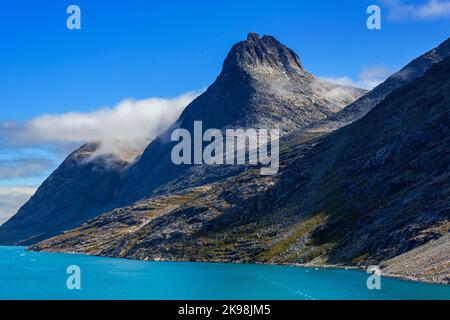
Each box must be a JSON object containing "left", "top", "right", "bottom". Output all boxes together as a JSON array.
[
  {"left": 0, "top": 0, "right": 449, "bottom": 223},
  {"left": 1, "top": 0, "right": 449, "bottom": 119}
]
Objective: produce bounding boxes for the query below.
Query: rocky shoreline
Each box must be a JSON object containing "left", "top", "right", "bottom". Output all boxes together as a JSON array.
[{"left": 29, "top": 245, "right": 449, "bottom": 285}]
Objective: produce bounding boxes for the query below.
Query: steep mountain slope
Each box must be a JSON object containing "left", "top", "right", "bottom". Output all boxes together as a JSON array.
[
  {"left": 277, "top": 56, "right": 450, "bottom": 268},
  {"left": 0, "top": 143, "right": 128, "bottom": 245},
  {"left": 308, "top": 37, "right": 450, "bottom": 133},
  {"left": 33, "top": 57, "right": 450, "bottom": 283},
  {"left": 110, "top": 33, "right": 365, "bottom": 206},
  {"left": 0, "top": 33, "right": 364, "bottom": 245}
]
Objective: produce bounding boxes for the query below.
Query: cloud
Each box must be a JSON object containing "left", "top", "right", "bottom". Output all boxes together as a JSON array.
[
  {"left": 0, "top": 91, "right": 200, "bottom": 161},
  {"left": 308, "top": 78, "right": 366, "bottom": 106},
  {"left": 322, "top": 86, "right": 363, "bottom": 101},
  {"left": 0, "top": 92, "right": 200, "bottom": 224},
  {"left": 380, "top": 0, "right": 450, "bottom": 21},
  {"left": 0, "top": 158, "right": 55, "bottom": 179},
  {"left": 0, "top": 186, "right": 37, "bottom": 225},
  {"left": 322, "top": 65, "right": 393, "bottom": 90}
]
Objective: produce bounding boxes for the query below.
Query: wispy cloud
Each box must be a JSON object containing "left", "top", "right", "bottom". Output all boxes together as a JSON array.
[
  {"left": 380, "top": 0, "right": 450, "bottom": 21},
  {"left": 0, "top": 91, "right": 199, "bottom": 222},
  {"left": 321, "top": 65, "right": 393, "bottom": 90},
  {"left": 0, "top": 186, "right": 37, "bottom": 225},
  {"left": 0, "top": 91, "right": 200, "bottom": 162}
]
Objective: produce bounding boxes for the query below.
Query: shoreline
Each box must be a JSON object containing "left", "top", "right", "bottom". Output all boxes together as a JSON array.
[{"left": 25, "top": 246, "right": 449, "bottom": 286}]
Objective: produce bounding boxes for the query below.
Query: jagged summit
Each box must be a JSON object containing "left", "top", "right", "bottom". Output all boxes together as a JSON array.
[
  {"left": 222, "top": 33, "right": 305, "bottom": 76},
  {"left": 33, "top": 57, "right": 450, "bottom": 286}
]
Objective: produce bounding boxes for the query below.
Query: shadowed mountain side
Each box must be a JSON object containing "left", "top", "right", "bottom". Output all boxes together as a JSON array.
[{"left": 32, "top": 57, "right": 450, "bottom": 284}]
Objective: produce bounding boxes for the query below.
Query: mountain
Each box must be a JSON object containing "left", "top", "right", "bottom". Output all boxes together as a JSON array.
[
  {"left": 308, "top": 37, "right": 450, "bottom": 133},
  {"left": 32, "top": 56, "right": 450, "bottom": 283},
  {"left": 0, "top": 143, "right": 128, "bottom": 245},
  {"left": 178, "top": 32, "right": 364, "bottom": 131},
  {"left": 0, "top": 33, "right": 365, "bottom": 245},
  {"left": 112, "top": 33, "right": 365, "bottom": 205}
]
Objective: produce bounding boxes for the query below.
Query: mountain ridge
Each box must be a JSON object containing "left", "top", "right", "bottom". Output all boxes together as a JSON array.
[{"left": 307, "top": 36, "right": 450, "bottom": 133}]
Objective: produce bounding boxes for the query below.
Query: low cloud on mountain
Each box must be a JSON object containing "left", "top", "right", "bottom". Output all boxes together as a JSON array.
[
  {"left": 0, "top": 91, "right": 199, "bottom": 162},
  {"left": 322, "top": 65, "right": 393, "bottom": 90}
]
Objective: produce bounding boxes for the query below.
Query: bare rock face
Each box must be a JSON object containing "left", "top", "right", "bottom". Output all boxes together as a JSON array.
[
  {"left": 0, "top": 143, "right": 128, "bottom": 245},
  {"left": 380, "top": 234, "right": 450, "bottom": 284},
  {"left": 296, "top": 56, "right": 450, "bottom": 269}
]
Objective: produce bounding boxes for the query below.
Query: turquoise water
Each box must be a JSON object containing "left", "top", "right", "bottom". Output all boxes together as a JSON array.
[{"left": 0, "top": 246, "right": 449, "bottom": 300}]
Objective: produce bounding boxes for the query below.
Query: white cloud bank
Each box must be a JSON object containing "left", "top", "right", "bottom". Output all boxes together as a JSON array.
[
  {"left": 380, "top": 0, "right": 450, "bottom": 21},
  {"left": 1, "top": 91, "right": 199, "bottom": 161},
  {"left": 0, "top": 186, "right": 37, "bottom": 225},
  {"left": 0, "top": 91, "right": 200, "bottom": 223},
  {"left": 321, "top": 65, "right": 393, "bottom": 90}
]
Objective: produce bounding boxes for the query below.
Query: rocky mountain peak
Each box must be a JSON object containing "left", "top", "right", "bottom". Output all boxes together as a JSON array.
[
  {"left": 307, "top": 37, "right": 450, "bottom": 134},
  {"left": 175, "top": 33, "right": 363, "bottom": 134},
  {"left": 222, "top": 32, "right": 305, "bottom": 77}
]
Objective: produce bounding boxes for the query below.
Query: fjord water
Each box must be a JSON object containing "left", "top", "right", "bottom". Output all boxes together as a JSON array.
[{"left": 0, "top": 247, "right": 449, "bottom": 300}]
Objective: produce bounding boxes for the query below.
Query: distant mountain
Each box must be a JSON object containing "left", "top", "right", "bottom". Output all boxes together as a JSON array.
[
  {"left": 0, "top": 33, "right": 364, "bottom": 245},
  {"left": 0, "top": 143, "right": 127, "bottom": 245},
  {"left": 308, "top": 37, "right": 450, "bottom": 133},
  {"left": 32, "top": 56, "right": 450, "bottom": 283}
]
